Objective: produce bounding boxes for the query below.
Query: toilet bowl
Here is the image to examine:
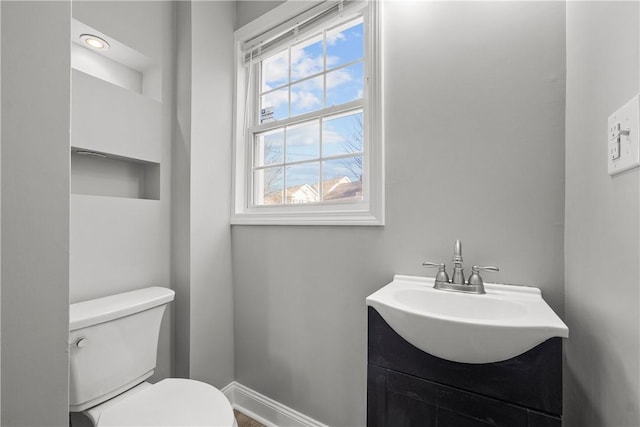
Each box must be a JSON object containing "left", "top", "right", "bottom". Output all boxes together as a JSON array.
[{"left": 69, "top": 287, "right": 237, "bottom": 427}]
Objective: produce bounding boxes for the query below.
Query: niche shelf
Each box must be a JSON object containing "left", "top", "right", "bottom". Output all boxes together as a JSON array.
[{"left": 71, "top": 148, "right": 160, "bottom": 200}]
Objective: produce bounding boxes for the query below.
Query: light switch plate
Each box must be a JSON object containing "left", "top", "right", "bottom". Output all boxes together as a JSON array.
[{"left": 608, "top": 95, "right": 640, "bottom": 176}]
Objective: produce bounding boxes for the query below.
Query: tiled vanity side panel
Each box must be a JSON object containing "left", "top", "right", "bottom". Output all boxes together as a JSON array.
[{"left": 367, "top": 307, "right": 563, "bottom": 415}]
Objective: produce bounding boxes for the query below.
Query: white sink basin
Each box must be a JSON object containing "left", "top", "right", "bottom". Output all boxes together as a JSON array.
[{"left": 366, "top": 275, "right": 568, "bottom": 364}]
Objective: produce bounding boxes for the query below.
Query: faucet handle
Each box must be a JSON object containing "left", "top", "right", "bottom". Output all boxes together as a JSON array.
[
  {"left": 422, "top": 262, "right": 450, "bottom": 284},
  {"left": 422, "top": 261, "right": 443, "bottom": 268},
  {"left": 468, "top": 265, "right": 499, "bottom": 286},
  {"left": 472, "top": 265, "right": 499, "bottom": 272}
]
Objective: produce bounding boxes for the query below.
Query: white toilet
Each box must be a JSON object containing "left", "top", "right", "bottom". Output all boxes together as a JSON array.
[{"left": 69, "top": 287, "right": 237, "bottom": 427}]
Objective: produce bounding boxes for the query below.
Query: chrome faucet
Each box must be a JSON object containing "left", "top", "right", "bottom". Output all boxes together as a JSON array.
[{"left": 422, "top": 240, "right": 499, "bottom": 294}]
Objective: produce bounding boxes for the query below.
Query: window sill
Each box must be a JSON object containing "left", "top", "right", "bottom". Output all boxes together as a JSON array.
[{"left": 230, "top": 210, "right": 384, "bottom": 226}]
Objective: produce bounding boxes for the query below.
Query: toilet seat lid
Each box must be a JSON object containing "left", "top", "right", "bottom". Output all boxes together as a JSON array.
[{"left": 96, "top": 378, "right": 235, "bottom": 427}]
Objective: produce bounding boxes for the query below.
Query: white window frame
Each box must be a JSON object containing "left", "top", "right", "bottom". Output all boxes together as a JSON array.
[{"left": 231, "top": 0, "right": 384, "bottom": 226}]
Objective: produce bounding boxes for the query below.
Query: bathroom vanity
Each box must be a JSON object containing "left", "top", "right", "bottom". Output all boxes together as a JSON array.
[{"left": 366, "top": 275, "right": 567, "bottom": 427}]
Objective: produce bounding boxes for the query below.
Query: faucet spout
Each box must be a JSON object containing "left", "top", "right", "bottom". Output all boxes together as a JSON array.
[
  {"left": 451, "top": 239, "right": 465, "bottom": 284},
  {"left": 453, "top": 240, "right": 462, "bottom": 263}
]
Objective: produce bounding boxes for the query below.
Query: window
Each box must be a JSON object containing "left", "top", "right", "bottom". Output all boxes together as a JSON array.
[{"left": 232, "top": 0, "right": 383, "bottom": 225}]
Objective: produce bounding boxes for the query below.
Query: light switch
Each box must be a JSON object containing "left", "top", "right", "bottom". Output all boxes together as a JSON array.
[{"left": 608, "top": 95, "right": 640, "bottom": 176}]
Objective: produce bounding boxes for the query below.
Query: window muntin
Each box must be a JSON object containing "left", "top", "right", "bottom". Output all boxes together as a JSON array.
[
  {"left": 253, "top": 108, "right": 364, "bottom": 206},
  {"left": 252, "top": 16, "right": 365, "bottom": 207},
  {"left": 258, "top": 17, "right": 364, "bottom": 124}
]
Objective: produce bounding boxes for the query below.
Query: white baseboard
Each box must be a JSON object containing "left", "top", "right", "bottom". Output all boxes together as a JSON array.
[{"left": 221, "top": 382, "right": 329, "bottom": 427}]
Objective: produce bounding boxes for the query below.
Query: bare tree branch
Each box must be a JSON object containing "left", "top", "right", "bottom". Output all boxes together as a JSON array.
[{"left": 340, "top": 113, "right": 363, "bottom": 180}]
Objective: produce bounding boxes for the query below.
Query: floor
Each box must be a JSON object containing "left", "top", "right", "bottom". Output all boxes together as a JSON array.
[{"left": 234, "top": 409, "right": 266, "bottom": 427}]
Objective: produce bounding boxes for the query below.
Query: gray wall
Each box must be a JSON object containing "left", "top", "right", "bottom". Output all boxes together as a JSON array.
[
  {"left": 173, "top": 0, "right": 193, "bottom": 380},
  {"left": 236, "top": 0, "right": 285, "bottom": 28},
  {"left": 232, "top": 2, "right": 566, "bottom": 425},
  {"left": 0, "top": 2, "right": 2, "bottom": 420},
  {"left": 174, "top": 0, "right": 236, "bottom": 387},
  {"left": 564, "top": 2, "right": 640, "bottom": 426},
  {"left": 189, "top": 0, "right": 235, "bottom": 387},
  {"left": 1, "top": 2, "right": 71, "bottom": 425}
]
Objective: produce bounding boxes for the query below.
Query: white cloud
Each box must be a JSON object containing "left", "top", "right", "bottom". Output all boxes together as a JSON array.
[
  {"left": 263, "top": 88, "right": 288, "bottom": 108},
  {"left": 292, "top": 90, "right": 321, "bottom": 110},
  {"left": 287, "top": 122, "right": 319, "bottom": 147},
  {"left": 262, "top": 50, "right": 288, "bottom": 90},
  {"left": 291, "top": 46, "right": 323, "bottom": 80},
  {"left": 326, "top": 32, "right": 346, "bottom": 46},
  {"left": 322, "top": 128, "right": 346, "bottom": 145},
  {"left": 326, "top": 68, "right": 353, "bottom": 89},
  {"left": 326, "top": 55, "right": 341, "bottom": 69}
]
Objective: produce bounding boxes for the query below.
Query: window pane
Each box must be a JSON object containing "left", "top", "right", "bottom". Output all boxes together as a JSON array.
[
  {"left": 286, "top": 120, "right": 319, "bottom": 163},
  {"left": 291, "top": 76, "right": 323, "bottom": 117},
  {"left": 261, "top": 49, "right": 288, "bottom": 92},
  {"left": 326, "top": 18, "right": 364, "bottom": 70},
  {"left": 254, "top": 167, "right": 284, "bottom": 205},
  {"left": 322, "top": 110, "right": 363, "bottom": 158},
  {"left": 326, "top": 62, "right": 364, "bottom": 107},
  {"left": 322, "top": 157, "right": 363, "bottom": 201},
  {"left": 285, "top": 162, "right": 319, "bottom": 204},
  {"left": 261, "top": 88, "right": 288, "bottom": 122},
  {"left": 255, "top": 129, "right": 284, "bottom": 167},
  {"left": 291, "top": 34, "right": 323, "bottom": 82}
]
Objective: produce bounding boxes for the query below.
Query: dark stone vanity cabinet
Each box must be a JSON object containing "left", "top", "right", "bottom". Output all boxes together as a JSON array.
[{"left": 367, "top": 307, "right": 563, "bottom": 427}]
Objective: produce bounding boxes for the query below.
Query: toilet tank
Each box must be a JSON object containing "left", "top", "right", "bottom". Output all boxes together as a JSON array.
[{"left": 69, "top": 287, "right": 175, "bottom": 412}]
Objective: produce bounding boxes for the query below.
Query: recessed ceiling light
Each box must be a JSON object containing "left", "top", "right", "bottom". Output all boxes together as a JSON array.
[{"left": 80, "top": 34, "right": 110, "bottom": 51}]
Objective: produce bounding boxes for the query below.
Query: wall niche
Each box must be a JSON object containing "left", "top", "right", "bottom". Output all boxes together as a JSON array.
[{"left": 71, "top": 149, "right": 160, "bottom": 200}]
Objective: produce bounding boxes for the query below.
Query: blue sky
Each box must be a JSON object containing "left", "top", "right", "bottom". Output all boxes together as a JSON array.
[{"left": 257, "top": 18, "right": 365, "bottom": 200}]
